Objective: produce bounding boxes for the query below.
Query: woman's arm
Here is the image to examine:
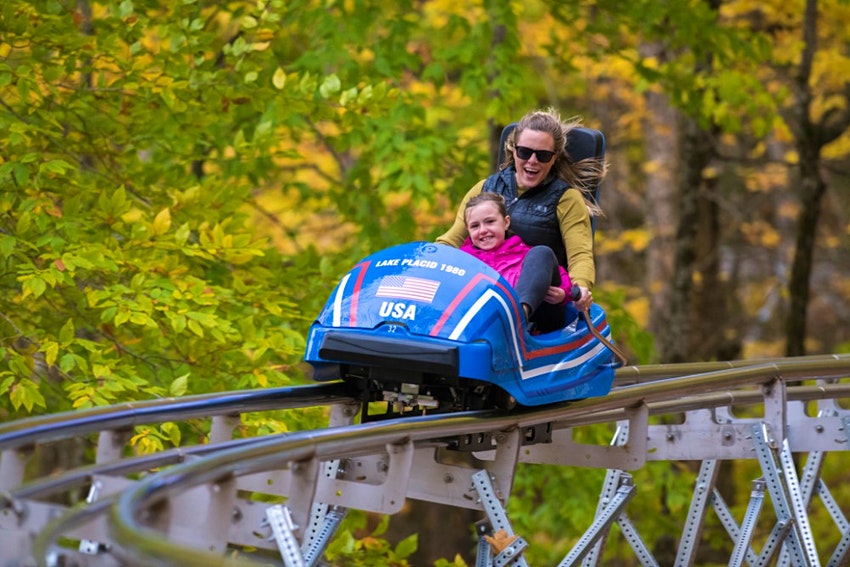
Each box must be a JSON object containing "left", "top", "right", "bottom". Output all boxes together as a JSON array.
[{"left": 556, "top": 190, "right": 595, "bottom": 289}]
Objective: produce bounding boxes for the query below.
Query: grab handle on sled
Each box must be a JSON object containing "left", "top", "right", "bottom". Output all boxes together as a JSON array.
[{"left": 572, "top": 285, "right": 628, "bottom": 367}]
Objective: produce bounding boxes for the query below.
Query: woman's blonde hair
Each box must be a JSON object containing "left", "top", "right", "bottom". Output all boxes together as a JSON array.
[{"left": 501, "top": 107, "right": 608, "bottom": 217}]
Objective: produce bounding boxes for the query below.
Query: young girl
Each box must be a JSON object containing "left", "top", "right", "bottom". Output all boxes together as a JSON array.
[{"left": 460, "top": 192, "right": 573, "bottom": 332}]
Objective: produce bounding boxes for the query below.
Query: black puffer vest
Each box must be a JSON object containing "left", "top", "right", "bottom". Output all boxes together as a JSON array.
[{"left": 483, "top": 167, "right": 570, "bottom": 268}]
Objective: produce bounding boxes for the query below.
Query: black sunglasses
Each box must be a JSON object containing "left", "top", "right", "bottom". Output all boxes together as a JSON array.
[{"left": 515, "top": 145, "right": 557, "bottom": 163}]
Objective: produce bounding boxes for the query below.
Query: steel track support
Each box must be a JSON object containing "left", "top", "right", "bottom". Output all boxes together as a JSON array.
[
  {"left": 94, "top": 428, "right": 132, "bottom": 464},
  {"left": 824, "top": 475, "right": 850, "bottom": 566},
  {"left": 825, "top": 417, "right": 850, "bottom": 566},
  {"left": 820, "top": 470, "right": 850, "bottom": 531},
  {"left": 582, "top": 420, "right": 631, "bottom": 567},
  {"left": 476, "top": 520, "right": 495, "bottom": 567},
  {"left": 300, "top": 459, "right": 347, "bottom": 567},
  {"left": 559, "top": 474, "right": 637, "bottom": 567},
  {"left": 209, "top": 414, "right": 241, "bottom": 444},
  {"left": 752, "top": 422, "right": 820, "bottom": 567},
  {"left": 266, "top": 504, "right": 307, "bottom": 567},
  {"left": 755, "top": 516, "right": 795, "bottom": 566},
  {"left": 614, "top": 511, "right": 659, "bottom": 567},
  {"left": 580, "top": 418, "right": 657, "bottom": 567},
  {"left": 472, "top": 469, "right": 529, "bottom": 567},
  {"left": 291, "top": 405, "right": 359, "bottom": 565},
  {"left": 827, "top": 512, "right": 850, "bottom": 567},
  {"left": 78, "top": 478, "right": 105, "bottom": 555},
  {"left": 0, "top": 445, "right": 33, "bottom": 491},
  {"left": 674, "top": 459, "right": 720, "bottom": 566},
  {"left": 726, "top": 478, "right": 765, "bottom": 567}
]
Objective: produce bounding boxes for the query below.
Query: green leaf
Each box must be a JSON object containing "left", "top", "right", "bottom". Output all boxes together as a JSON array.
[
  {"left": 161, "top": 422, "right": 181, "bottom": 446},
  {"left": 22, "top": 276, "right": 47, "bottom": 299},
  {"left": 170, "top": 373, "right": 189, "bottom": 396},
  {"left": 39, "top": 159, "right": 73, "bottom": 175},
  {"left": 187, "top": 319, "right": 204, "bottom": 337},
  {"left": 14, "top": 163, "right": 30, "bottom": 185},
  {"left": 0, "top": 235, "right": 15, "bottom": 258},
  {"left": 118, "top": 0, "right": 134, "bottom": 18},
  {"left": 59, "top": 353, "right": 77, "bottom": 373},
  {"left": 319, "top": 74, "right": 341, "bottom": 98},
  {"left": 394, "top": 533, "right": 417, "bottom": 559},
  {"left": 59, "top": 318, "right": 75, "bottom": 345}
]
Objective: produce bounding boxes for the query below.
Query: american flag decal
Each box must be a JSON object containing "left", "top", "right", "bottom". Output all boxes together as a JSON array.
[{"left": 375, "top": 275, "right": 440, "bottom": 303}]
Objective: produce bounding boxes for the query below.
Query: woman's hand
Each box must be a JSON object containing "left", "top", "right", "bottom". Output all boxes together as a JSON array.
[
  {"left": 544, "top": 286, "right": 566, "bottom": 304},
  {"left": 574, "top": 285, "right": 592, "bottom": 311}
]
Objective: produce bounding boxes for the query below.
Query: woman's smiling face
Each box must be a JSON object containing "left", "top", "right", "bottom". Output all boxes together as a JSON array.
[{"left": 514, "top": 129, "right": 556, "bottom": 189}]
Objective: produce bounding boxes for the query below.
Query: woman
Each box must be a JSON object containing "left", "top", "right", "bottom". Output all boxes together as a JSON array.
[
  {"left": 437, "top": 108, "right": 606, "bottom": 325},
  {"left": 461, "top": 192, "right": 571, "bottom": 328}
]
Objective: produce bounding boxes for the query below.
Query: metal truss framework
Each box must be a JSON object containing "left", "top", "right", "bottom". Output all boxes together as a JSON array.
[{"left": 1, "top": 356, "right": 850, "bottom": 566}]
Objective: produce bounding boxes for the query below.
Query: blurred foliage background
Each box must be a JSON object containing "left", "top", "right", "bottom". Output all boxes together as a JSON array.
[{"left": 2, "top": 0, "right": 850, "bottom": 564}]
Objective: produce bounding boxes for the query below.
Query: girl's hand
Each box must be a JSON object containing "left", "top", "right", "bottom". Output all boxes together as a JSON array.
[{"left": 544, "top": 286, "right": 566, "bottom": 304}]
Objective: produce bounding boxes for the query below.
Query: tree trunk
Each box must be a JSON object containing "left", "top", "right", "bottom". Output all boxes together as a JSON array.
[
  {"left": 785, "top": 0, "right": 823, "bottom": 357},
  {"left": 662, "top": 117, "right": 715, "bottom": 363},
  {"left": 641, "top": 63, "right": 679, "bottom": 348},
  {"left": 691, "top": 170, "right": 741, "bottom": 361}
]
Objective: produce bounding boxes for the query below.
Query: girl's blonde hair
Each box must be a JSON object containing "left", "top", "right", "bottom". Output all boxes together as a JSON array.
[{"left": 463, "top": 192, "right": 508, "bottom": 225}]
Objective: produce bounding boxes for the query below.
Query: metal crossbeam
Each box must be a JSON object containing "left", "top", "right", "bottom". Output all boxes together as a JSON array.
[
  {"left": 614, "top": 512, "right": 659, "bottom": 567},
  {"left": 674, "top": 460, "right": 719, "bottom": 566},
  {"left": 725, "top": 479, "right": 764, "bottom": 567},
  {"left": 559, "top": 475, "right": 636, "bottom": 566}
]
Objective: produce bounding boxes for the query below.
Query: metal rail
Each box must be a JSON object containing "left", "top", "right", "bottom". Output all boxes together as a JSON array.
[
  {"left": 2, "top": 355, "right": 850, "bottom": 566},
  {"left": 0, "top": 381, "right": 354, "bottom": 453}
]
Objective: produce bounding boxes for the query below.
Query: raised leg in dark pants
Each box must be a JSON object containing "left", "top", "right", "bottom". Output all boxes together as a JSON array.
[{"left": 514, "top": 246, "right": 567, "bottom": 333}]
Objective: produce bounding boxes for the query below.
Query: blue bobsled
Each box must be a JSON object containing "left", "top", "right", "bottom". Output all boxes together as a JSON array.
[{"left": 305, "top": 242, "right": 619, "bottom": 410}]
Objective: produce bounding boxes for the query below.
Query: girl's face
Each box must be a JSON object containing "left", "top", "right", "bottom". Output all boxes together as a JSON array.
[
  {"left": 466, "top": 201, "right": 510, "bottom": 251},
  {"left": 513, "top": 129, "right": 556, "bottom": 189}
]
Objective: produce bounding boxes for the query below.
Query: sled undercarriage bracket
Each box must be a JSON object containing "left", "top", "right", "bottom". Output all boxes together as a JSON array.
[{"left": 450, "top": 422, "right": 552, "bottom": 453}]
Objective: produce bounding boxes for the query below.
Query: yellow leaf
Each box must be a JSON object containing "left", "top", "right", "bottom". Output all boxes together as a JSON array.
[
  {"left": 122, "top": 208, "right": 144, "bottom": 222},
  {"left": 188, "top": 319, "right": 204, "bottom": 337},
  {"left": 43, "top": 341, "right": 59, "bottom": 367},
  {"left": 153, "top": 208, "right": 172, "bottom": 236}
]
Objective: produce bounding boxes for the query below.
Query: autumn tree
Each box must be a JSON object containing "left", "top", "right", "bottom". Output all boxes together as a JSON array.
[
  {"left": 0, "top": 1, "right": 560, "bottom": 563},
  {"left": 780, "top": 0, "right": 850, "bottom": 356}
]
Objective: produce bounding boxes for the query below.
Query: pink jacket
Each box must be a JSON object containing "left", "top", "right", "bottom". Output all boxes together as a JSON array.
[{"left": 460, "top": 235, "right": 572, "bottom": 301}]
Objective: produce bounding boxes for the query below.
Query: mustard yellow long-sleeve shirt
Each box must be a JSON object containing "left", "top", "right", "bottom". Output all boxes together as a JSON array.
[{"left": 436, "top": 180, "right": 596, "bottom": 289}]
